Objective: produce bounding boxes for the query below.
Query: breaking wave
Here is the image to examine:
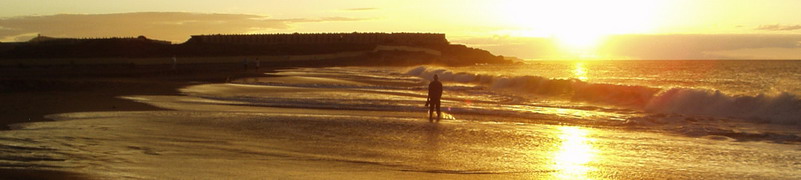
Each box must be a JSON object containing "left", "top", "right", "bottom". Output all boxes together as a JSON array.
[{"left": 406, "top": 66, "right": 801, "bottom": 124}]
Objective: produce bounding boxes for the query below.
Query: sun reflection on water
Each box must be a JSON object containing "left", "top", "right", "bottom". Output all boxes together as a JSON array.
[
  {"left": 550, "top": 126, "right": 598, "bottom": 179},
  {"left": 505, "top": 105, "right": 629, "bottom": 121},
  {"left": 574, "top": 62, "right": 589, "bottom": 81}
]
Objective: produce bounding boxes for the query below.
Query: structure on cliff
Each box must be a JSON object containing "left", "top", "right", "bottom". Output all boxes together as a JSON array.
[{"left": 185, "top": 32, "right": 449, "bottom": 46}]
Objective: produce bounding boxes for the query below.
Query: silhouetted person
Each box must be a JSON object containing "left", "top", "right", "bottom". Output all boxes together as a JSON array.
[
  {"left": 426, "top": 74, "right": 443, "bottom": 121},
  {"left": 172, "top": 56, "right": 177, "bottom": 70}
]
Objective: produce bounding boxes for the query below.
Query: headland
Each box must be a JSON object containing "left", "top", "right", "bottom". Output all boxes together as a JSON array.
[
  {"left": 0, "top": 32, "right": 509, "bottom": 67},
  {"left": 0, "top": 32, "right": 509, "bottom": 130}
]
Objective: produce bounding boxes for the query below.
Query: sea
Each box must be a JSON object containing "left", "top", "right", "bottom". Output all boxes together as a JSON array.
[
  {"left": 1, "top": 60, "right": 800, "bottom": 179},
  {"left": 415, "top": 60, "right": 801, "bottom": 124}
]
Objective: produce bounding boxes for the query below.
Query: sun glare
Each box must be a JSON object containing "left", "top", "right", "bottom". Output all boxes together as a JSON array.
[
  {"left": 551, "top": 126, "right": 598, "bottom": 179},
  {"left": 498, "top": 0, "right": 666, "bottom": 59},
  {"left": 573, "top": 62, "right": 588, "bottom": 81}
]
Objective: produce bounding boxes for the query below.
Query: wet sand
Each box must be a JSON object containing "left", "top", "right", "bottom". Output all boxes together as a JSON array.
[
  {"left": 5, "top": 82, "right": 798, "bottom": 179},
  {"left": 0, "top": 58, "right": 424, "bottom": 129},
  {"left": 0, "top": 64, "right": 270, "bottom": 178},
  {"left": 0, "top": 63, "right": 281, "bottom": 130},
  {"left": 2, "top": 65, "right": 800, "bottom": 179},
  {"left": 0, "top": 62, "right": 423, "bottom": 179},
  {"left": 0, "top": 80, "right": 180, "bottom": 130},
  {"left": 0, "top": 169, "right": 88, "bottom": 180}
]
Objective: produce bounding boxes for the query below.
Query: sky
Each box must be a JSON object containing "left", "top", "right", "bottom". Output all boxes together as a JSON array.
[{"left": 1, "top": 0, "right": 800, "bottom": 60}]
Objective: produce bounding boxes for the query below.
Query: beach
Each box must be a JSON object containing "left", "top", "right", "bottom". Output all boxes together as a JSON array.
[
  {"left": 0, "top": 63, "right": 268, "bottom": 179},
  {"left": 1, "top": 63, "right": 800, "bottom": 179},
  {"left": 3, "top": 0, "right": 801, "bottom": 178}
]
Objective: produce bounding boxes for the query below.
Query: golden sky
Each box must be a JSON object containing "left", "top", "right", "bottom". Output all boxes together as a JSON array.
[{"left": 1, "top": 0, "right": 800, "bottom": 59}]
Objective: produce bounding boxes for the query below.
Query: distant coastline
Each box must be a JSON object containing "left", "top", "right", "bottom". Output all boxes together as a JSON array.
[{"left": 0, "top": 32, "right": 509, "bottom": 66}]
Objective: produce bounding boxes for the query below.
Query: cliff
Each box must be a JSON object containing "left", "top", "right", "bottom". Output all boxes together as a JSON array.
[{"left": 0, "top": 33, "right": 509, "bottom": 66}]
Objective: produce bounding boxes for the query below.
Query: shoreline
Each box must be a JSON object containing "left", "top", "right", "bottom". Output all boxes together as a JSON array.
[
  {"left": 2, "top": 64, "right": 800, "bottom": 179},
  {"left": 0, "top": 55, "right": 461, "bottom": 130},
  {"left": 0, "top": 53, "right": 503, "bottom": 130},
  {"left": 0, "top": 62, "right": 288, "bottom": 179},
  {"left": 0, "top": 63, "right": 276, "bottom": 130},
  {"left": 0, "top": 62, "right": 418, "bottom": 179},
  {"left": 0, "top": 169, "right": 89, "bottom": 180}
]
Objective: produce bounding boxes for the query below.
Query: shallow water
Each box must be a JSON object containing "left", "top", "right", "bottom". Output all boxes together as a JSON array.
[{"left": 1, "top": 66, "right": 800, "bottom": 179}]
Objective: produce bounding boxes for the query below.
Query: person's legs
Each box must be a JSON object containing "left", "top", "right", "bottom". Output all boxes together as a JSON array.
[
  {"left": 429, "top": 103, "right": 435, "bottom": 121},
  {"left": 435, "top": 101, "right": 441, "bottom": 120}
]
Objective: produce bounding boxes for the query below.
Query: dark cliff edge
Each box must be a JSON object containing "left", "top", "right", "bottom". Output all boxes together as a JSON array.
[{"left": 0, "top": 34, "right": 509, "bottom": 67}]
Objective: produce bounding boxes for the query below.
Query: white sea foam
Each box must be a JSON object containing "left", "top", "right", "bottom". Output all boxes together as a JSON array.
[{"left": 646, "top": 88, "right": 801, "bottom": 124}]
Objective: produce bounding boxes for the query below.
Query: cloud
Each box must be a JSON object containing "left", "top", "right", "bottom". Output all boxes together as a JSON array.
[
  {"left": 0, "top": 12, "right": 367, "bottom": 43},
  {"left": 599, "top": 34, "right": 801, "bottom": 59},
  {"left": 281, "top": 16, "right": 371, "bottom": 23},
  {"left": 755, "top": 24, "right": 801, "bottom": 31},
  {"left": 343, "top": 8, "right": 377, "bottom": 11},
  {"left": 456, "top": 34, "right": 801, "bottom": 60},
  {"left": 703, "top": 47, "right": 801, "bottom": 60}
]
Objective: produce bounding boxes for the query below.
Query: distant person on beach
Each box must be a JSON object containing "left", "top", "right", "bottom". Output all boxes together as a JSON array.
[
  {"left": 172, "top": 56, "right": 177, "bottom": 69},
  {"left": 426, "top": 74, "right": 443, "bottom": 121}
]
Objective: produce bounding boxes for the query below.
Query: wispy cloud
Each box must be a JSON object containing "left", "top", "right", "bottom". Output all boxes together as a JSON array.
[
  {"left": 602, "top": 34, "right": 801, "bottom": 59},
  {"left": 343, "top": 8, "right": 377, "bottom": 11},
  {"left": 703, "top": 47, "right": 801, "bottom": 60},
  {"left": 755, "top": 24, "right": 801, "bottom": 31},
  {"left": 280, "top": 16, "right": 371, "bottom": 23},
  {"left": 460, "top": 34, "right": 801, "bottom": 60},
  {"left": 0, "top": 12, "right": 368, "bottom": 42}
]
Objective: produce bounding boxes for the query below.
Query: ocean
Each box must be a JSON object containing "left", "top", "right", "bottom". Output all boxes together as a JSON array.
[
  {"left": 415, "top": 60, "right": 801, "bottom": 123},
  {"left": 1, "top": 60, "right": 800, "bottom": 179}
]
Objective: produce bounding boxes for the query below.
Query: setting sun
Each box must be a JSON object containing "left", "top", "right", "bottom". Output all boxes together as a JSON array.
[{"left": 497, "top": 0, "right": 667, "bottom": 58}]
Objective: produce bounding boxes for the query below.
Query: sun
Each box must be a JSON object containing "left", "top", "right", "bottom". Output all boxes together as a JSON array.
[
  {"left": 497, "top": 0, "right": 666, "bottom": 59},
  {"left": 553, "top": 30, "right": 605, "bottom": 51}
]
